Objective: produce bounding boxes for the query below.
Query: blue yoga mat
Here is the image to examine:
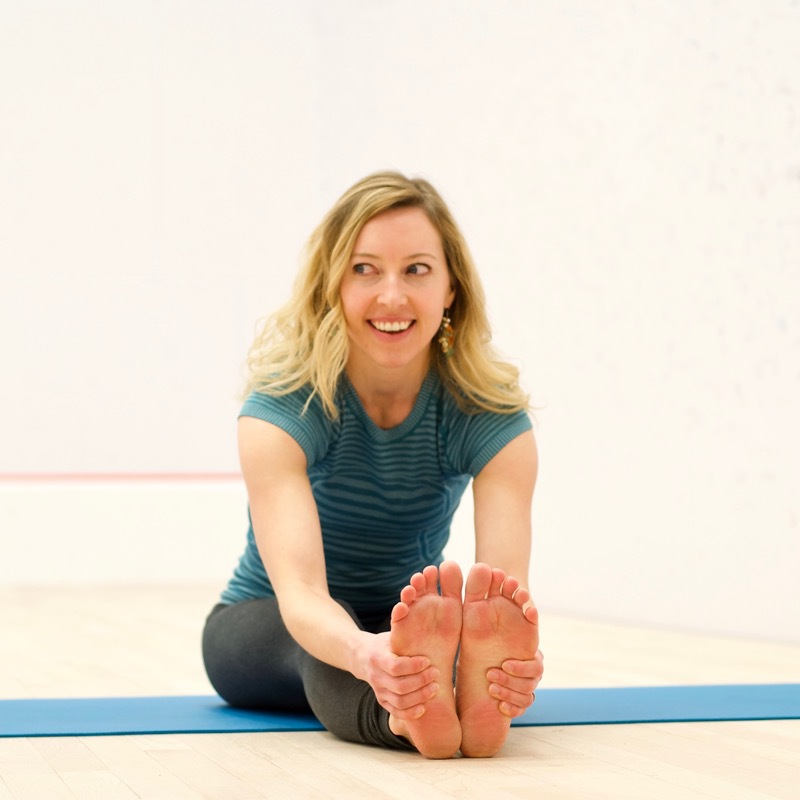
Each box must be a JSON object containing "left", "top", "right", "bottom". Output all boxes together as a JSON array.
[{"left": 1, "top": 684, "right": 798, "bottom": 738}]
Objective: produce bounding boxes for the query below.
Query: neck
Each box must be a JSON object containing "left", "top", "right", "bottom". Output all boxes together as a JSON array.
[{"left": 345, "top": 360, "right": 429, "bottom": 429}]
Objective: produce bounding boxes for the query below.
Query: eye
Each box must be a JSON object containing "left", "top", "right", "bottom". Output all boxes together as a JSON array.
[
  {"left": 352, "top": 263, "right": 375, "bottom": 275},
  {"left": 406, "top": 263, "right": 431, "bottom": 276}
]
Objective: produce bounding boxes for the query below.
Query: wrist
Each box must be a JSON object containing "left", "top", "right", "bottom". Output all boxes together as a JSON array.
[{"left": 347, "top": 629, "right": 375, "bottom": 681}]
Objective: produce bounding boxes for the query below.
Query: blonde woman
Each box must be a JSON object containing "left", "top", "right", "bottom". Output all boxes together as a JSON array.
[{"left": 202, "top": 172, "right": 543, "bottom": 759}]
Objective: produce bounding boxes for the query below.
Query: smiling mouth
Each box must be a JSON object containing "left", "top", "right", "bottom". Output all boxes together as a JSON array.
[{"left": 370, "top": 320, "right": 415, "bottom": 333}]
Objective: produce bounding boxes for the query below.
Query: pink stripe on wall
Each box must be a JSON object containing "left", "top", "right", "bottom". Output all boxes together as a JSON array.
[{"left": 0, "top": 472, "right": 242, "bottom": 482}]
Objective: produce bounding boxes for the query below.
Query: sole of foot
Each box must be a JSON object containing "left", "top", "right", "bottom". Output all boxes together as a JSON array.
[
  {"left": 388, "top": 561, "right": 463, "bottom": 759},
  {"left": 456, "top": 563, "right": 539, "bottom": 758}
]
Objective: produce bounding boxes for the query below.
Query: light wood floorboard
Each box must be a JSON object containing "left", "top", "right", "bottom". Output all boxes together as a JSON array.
[{"left": 1, "top": 585, "right": 798, "bottom": 799}]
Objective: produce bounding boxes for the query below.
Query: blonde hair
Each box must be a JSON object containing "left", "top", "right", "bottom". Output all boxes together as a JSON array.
[{"left": 244, "top": 171, "right": 529, "bottom": 417}]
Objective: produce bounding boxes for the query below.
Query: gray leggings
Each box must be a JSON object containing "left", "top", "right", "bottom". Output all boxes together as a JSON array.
[{"left": 201, "top": 598, "right": 414, "bottom": 750}]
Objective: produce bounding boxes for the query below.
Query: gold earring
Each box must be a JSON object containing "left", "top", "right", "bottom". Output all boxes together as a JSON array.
[{"left": 438, "top": 310, "right": 455, "bottom": 357}]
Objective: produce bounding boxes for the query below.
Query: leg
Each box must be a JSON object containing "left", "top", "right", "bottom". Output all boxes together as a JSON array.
[
  {"left": 202, "top": 598, "right": 413, "bottom": 749},
  {"left": 299, "top": 649, "right": 415, "bottom": 751},
  {"left": 456, "top": 564, "right": 539, "bottom": 757},
  {"left": 388, "top": 561, "right": 463, "bottom": 759},
  {"left": 202, "top": 599, "right": 308, "bottom": 710}
]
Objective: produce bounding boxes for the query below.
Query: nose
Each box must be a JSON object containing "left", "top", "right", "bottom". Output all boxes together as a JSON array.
[{"left": 377, "top": 273, "right": 407, "bottom": 306}]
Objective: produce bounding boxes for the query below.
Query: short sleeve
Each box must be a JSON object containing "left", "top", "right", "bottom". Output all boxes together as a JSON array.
[
  {"left": 445, "top": 406, "right": 533, "bottom": 477},
  {"left": 239, "top": 386, "right": 334, "bottom": 467}
]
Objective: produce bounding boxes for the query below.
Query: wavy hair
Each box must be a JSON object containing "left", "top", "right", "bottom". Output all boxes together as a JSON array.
[{"left": 244, "top": 171, "right": 529, "bottom": 417}]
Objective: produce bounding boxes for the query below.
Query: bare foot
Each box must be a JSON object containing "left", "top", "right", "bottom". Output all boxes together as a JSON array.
[
  {"left": 457, "top": 563, "right": 539, "bottom": 758},
  {"left": 388, "top": 561, "right": 463, "bottom": 759}
]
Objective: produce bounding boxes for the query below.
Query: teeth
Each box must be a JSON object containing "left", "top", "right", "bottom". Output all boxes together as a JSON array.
[{"left": 372, "top": 320, "right": 412, "bottom": 333}]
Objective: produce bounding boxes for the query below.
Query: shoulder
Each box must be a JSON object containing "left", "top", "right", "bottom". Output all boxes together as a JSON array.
[
  {"left": 438, "top": 382, "right": 532, "bottom": 476},
  {"left": 239, "top": 384, "right": 338, "bottom": 466},
  {"left": 240, "top": 382, "right": 317, "bottom": 418}
]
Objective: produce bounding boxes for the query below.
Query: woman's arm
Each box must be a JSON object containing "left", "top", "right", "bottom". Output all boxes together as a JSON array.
[
  {"left": 238, "top": 416, "right": 437, "bottom": 719},
  {"left": 472, "top": 429, "right": 538, "bottom": 587},
  {"left": 471, "top": 429, "right": 543, "bottom": 716}
]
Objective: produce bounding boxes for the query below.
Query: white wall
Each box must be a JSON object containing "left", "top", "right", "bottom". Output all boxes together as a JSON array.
[{"left": 1, "top": 1, "right": 798, "bottom": 643}]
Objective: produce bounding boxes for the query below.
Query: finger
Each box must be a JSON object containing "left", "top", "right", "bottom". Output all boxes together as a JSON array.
[
  {"left": 387, "top": 666, "right": 439, "bottom": 695},
  {"left": 497, "top": 698, "right": 533, "bottom": 719},
  {"left": 384, "top": 653, "right": 432, "bottom": 677},
  {"left": 487, "top": 669, "right": 540, "bottom": 696},
  {"left": 382, "top": 702, "right": 426, "bottom": 721},
  {"left": 379, "top": 680, "right": 440, "bottom": 712},
  {"left": 499, "top": 655, "right": 544, "bottom": 679},
  {"left": 488, "top": 681, "right": 536, "bottom": 710}
]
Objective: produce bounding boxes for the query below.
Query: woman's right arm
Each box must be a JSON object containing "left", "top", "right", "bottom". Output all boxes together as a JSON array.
[{"left": 237, "top": 416, "right": 437, "bottom": 719}]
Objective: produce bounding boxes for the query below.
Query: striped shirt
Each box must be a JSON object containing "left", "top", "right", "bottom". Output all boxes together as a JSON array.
[{"left": 220, "top": 370, "right": 532, "bottom": 615}]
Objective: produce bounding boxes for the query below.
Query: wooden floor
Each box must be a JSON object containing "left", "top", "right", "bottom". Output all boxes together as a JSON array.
[{"left": 1, "top": 585, "right": 799, "bottom": 799}]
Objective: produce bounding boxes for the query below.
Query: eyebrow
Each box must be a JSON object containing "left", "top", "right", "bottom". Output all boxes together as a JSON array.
[{"left": 351, "top": 252, "right": 439, "bottom": 261}]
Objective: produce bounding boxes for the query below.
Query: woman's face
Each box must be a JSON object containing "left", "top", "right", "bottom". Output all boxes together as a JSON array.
[{"left": 340, "top": 206, "right": 456, "bottom": 384}]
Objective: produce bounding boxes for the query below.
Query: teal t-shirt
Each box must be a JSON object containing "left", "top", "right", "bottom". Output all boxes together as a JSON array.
[{"left": 220, "top": 371, "right": 532, "bottom": 615}]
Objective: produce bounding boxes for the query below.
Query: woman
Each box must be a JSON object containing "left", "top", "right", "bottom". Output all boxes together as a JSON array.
[{"left": 203, "top": 171, "right": 543, "bottom": 759}]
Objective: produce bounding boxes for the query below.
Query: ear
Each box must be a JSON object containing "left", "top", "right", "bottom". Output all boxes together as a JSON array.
[{"left": 446, "top": 284, "right": 456, "bottom": 309}]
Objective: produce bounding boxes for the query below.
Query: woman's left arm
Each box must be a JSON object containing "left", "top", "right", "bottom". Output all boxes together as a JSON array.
[
  {"left": 472, "top": 428, "right": 543, "bottom": 716},
  {"left": 473, "top": 428, "right": 537, "bottom": 582}
]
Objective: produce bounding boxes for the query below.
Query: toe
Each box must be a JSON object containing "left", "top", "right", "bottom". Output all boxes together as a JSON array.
[
  {"left": 488, "top": 568, "right": 505, "bottom": 597},
  {"left": 390, "top": 600, "right": 411, "bottom": 624},
  {"left": 410, "top": 571, "right": 428, "bottom": 596},
  {"left": 438, "top": 561, "right": 464, "bottom": 599},
  {"left": 422, "top": 564, "right": 440, "bottom": 595},
  {"left": 512, "top": 586, "right": 530, "bottom": 607},
  {"left": 464, "top": 563, "right": 493, "bottom": 601},
  {"left": 501, "top": 576, "right": 519, "bottom": 601},
  {"left": 399, "top": 584, "right": 417, "bottom": 606}
]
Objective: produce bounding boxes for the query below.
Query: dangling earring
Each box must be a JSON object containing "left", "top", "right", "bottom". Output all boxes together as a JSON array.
[{"left": 438, "top": 309, "right": 455, "bottom": 357}]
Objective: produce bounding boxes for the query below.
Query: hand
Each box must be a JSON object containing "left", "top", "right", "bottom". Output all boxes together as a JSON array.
[
  {"left": 486, "top": 648, "right": 544, "bottom": 718},
  {"left": 354, "top": 631, "right": 441, "bottom": 720}
]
